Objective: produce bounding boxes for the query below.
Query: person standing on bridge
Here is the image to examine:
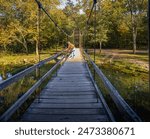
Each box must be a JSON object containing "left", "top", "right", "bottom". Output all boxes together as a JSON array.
[{"left": 66, "top": 42, "right": 75, "bottom": 58}]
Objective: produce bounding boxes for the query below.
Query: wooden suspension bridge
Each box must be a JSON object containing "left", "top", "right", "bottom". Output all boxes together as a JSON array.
[
  {"left": 0, "top": 0, "right": 144, "bottom": 122},
  {"left": 0, "top": 48, "right": 141, "bottom": 122}
]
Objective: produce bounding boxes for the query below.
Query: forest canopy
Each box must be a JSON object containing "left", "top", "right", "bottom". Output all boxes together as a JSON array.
[{"left": 0, "top": 0, "right": 148, "bottom": 54}]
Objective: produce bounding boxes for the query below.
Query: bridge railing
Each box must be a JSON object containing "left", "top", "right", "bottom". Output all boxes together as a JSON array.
[
  {"left": 0, "top": 50, "right": 65, "bottom": 91},
  {"left": 0, "top": 50, "right": 69, "bottom": 121},
  {"left": 84, "top": 50, "right": 142, "bottom": 122}
]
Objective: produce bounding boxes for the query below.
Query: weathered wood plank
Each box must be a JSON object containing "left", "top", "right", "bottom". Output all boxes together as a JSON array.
[
  {"left": 57, "top": 74, "right": 89, "bottom": 76},
  {"left": 43, "top": 88, "right": 95, "bottom": 92},
  {"left": 45, "top": 86, "right": 94, "bottom": 90},
  {"left": 22, "top": 114, "right": 109, "bottom": 122},
  {"left": 58, "top": 72, "right": 88, "bottom": 74},
  {"left": 52, "top": 79, "right": 91, "bottom": 82},
  {"left": 39, "top": 94, "right": 97, "bottom": 99},
  {"left": 30, "top": 103, "right": 103, "bottom": 109},
  {"left": 47, "top": 82, "right": 93, "bottom": 86},
  {"left": 52, "top": 77, "right": 90, "bottom": 80},
  {"left": 48, "top": 81, "right": 92, "bottom": 84},
  {"left": 26, "top": 108, "right": 105, "bottom": 115},
  {"left": 34, "top": 98, "right": 98, "bottom": 103},
  {"left": 46, "top": 84, "right": 93, "bottom": 87},
  {"left": 40, "top": 91, "right": 96, "bottom": 95}
]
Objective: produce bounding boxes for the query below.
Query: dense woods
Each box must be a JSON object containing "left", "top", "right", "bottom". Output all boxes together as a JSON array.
[{"left": 0, "top": 0, "right": 148, "bottom": 54}]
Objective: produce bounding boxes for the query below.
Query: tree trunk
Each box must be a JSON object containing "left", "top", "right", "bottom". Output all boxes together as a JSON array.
[
  {"left": 131, "top": 11, "right": 137, "bottom": 54},
  {"left": 99, "top": 41, "right": 102, "bottom": 54},
  {"left": 3, "top": 44, "right": 7, "bottom": 52},
  {"left": 36, "top": 40, "right": 39, "bottom": 56},
  {"left": 132, "top": 26, "right": 137, "bottom": 54},
  {"left": 36, "top": 6, "right": 40, "bottom": 60},
  {"left": 23, "top": 41, "right": 28, "bottom": 55}
]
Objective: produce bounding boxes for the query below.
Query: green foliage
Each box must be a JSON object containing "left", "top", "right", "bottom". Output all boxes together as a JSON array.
[
  {"left": 81, "top": 0, "right": 148, "bottom": 51},
  {"left": 0, "top": 0, "right": 73, "bottom": 53},
  {"left": 0, "top": 0, "right": 148, "bottom": 53}
]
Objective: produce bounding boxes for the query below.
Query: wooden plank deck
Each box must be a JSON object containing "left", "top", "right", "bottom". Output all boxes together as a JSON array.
[{"left": 21, "top": 48, "right": 113, "bottom": 122}]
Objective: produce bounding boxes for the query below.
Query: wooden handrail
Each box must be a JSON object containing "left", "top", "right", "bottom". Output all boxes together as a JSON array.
[
  {"left": 0, "top": 55, "right": 66, "bottom": 121},
  {"left": 84, "top": 51, "right": 142, "bottom": 122},
  {"left": 85, "top": 62, "right": 115, "bottom": 122},
  {"left": 0, "top": 50, "right": 64, "bottom": 91}
]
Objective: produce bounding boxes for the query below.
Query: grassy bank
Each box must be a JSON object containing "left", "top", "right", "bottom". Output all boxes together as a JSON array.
[
  {"left": 87, "top": 49, "right": 149, "bottom": 121},
  {"left": 0, "top": 47, "right": 63, "bottom": 76}
]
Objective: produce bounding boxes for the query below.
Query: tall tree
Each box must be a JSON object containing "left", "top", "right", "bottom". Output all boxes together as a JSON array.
[{"left": 125, "top": 0, "right": 147, "bottom": 53}]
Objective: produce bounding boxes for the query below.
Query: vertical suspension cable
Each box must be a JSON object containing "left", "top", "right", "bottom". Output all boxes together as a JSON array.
[
  {"left": 55, "top": 31, "right": 59, "bottom": 77},
  {"left": 56, "top": 31, "right": 58, "bottom": 53},
  {"left": 36, "top": 0, "right": 41, "bottom": 62},
  {"left": 94, "top": 0, "right": 97, "bottom": 63},
  {"left": 94, "top": 0, "right": 97, "bottom": 80},
  {"left": 86, "top": 22, "right": 88, "bottom": 53},
  {"left": 67, "top": 35, "right": 69, "bottom": 43},
  {"left": 73, "top": 29, "right": 75, "bottom": 45},
  {"left": 83, "top": 27, "right": 85, "bottom": 50},
  {"left": 35, "top": 1, "right": 42, "bottom": 103},
  {"left": 148, "top": 0, "right": 150, "bottom": 93},
  {"left": 78, "top": 28, "right": 80, "bottom": 48}
]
